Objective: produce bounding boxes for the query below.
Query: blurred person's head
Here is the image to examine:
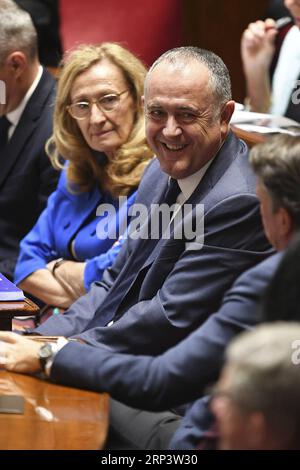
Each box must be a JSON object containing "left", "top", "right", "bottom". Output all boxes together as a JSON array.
[
  {"left": 250, "top": 134, "right": 300, "bottom": 250},
  {"left": 48, "top": 43, "right": 153, "bottom": 196},
  {"left": 144, "top": 47, "right": 235, "bottom": 179},
  {"left": 211, "top": 322, "right": 300, "bottom": 450},
  {"left": 0, "top": 0, "right": 39, "bottom": 115}
]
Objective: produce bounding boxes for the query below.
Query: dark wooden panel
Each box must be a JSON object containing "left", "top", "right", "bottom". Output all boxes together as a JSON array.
[{"left": 183, "top": 0, "right": 270, "bottom": 102}]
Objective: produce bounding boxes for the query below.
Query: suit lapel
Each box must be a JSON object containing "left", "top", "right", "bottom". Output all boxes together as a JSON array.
[
  {"left": 0, "top": 69, "right": 55, "bottom": 189},
  {"left": 188, "top": 131, "right": 242, "bottom": 204}
]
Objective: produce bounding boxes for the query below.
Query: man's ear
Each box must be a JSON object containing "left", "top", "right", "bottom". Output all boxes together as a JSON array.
[
  {"left": 6, "top": 51, "right": 27, "bottom": 78},
  {"left": 220, "top": 100, "right": 235, "bottom": 139},
  {"left": 141, "top": 95, "right": 145, "bottom": 107},
  {"left": 278, "top": 207, "right": 293, "bottom": 241},
  {"left": 221, "top": 100, "right": 235, "bottom": 124}
]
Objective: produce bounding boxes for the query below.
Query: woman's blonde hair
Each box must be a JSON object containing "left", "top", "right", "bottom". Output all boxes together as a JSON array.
[{"left": 47, "top": 43, "right": 153, "bottom": 196}]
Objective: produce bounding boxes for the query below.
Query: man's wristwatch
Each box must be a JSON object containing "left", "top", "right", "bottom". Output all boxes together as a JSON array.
[{"left": 38, "top": 342, "right": 58, "bottom": 374}]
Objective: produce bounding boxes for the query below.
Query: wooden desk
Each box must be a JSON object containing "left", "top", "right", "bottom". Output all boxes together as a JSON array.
[
  {"left": 0, "top": 370, "right": 109, "bottom": 450},
  {"left": 0, "top": 298, "right": 40, "bottom": 331},
  {"left": 231, "top": 125, "right": 266, "bottom": 147}
]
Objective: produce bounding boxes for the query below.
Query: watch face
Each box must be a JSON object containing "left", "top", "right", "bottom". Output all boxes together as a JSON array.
[{"left": 39, "top": 343, "right": 53, "bottom": 359}]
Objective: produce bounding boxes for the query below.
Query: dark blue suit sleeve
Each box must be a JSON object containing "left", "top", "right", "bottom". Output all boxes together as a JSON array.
[
  {"left": 50, "top": 254, "right": 280, "bottom": 411},
  {"left": 169, "top": 397, "right": 215, "bottom": 450}
]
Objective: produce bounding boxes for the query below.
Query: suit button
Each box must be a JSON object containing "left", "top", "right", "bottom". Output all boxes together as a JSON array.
[
  {"left": 63, "top": 222, "right": 71, "bottom": 229},
  {"left": 107, "top": 320, "right": 114, "bottom": 327}
]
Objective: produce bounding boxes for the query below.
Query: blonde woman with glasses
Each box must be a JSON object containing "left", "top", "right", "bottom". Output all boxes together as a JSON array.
[{"left": 14, "top": 42, "right": 153, "bottom": 313}]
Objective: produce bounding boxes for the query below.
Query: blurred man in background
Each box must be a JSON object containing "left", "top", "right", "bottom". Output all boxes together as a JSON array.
[{"left": 0, "top": 1, "right": 58, "bottom": 279}]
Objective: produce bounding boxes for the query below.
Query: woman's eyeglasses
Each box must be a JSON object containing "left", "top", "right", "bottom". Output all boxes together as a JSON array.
[{"left": 67, "top": 90, "right": 129, "bottom": 120}]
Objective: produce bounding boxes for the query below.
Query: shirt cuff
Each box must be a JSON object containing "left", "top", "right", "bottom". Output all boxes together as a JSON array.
[{"left": 45, "top": 337, "right": 69, "bottom": 377}]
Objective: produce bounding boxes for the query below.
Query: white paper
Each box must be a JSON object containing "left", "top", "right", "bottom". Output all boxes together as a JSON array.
[
  {"left": 234, "top": 123, "right": 300, "bottom": 136},
  {"left": 231, "top": 110, "right": 300, "bottom": 129}
]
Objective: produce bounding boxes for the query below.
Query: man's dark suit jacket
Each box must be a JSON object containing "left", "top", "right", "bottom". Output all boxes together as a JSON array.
[
  {"left": 36, "top": 132, "right": 272, "bottom": 354},
  {"left": 50, "top": 252, "right": 281, "bottom": 412},
  {"left": 0, "top": 68, "right": 59, "bottom": 279}
]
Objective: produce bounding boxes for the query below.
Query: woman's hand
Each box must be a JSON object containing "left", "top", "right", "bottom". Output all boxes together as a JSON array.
[{"left": 0, "top": 332, "right": 43, "bottom": 374}]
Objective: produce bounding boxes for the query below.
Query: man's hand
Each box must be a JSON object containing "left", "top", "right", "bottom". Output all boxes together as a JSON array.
[{"left": 0, "top": 332, "right": 43, "bottom": 374}]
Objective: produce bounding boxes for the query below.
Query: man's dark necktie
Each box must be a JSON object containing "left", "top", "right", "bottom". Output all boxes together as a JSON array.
[
  {"left": 0, "top": 116, "right": 11, "bottom": 153},
  {"left": 164, "top": 178, "right": 181, "bottom": 206},
  {"left": 153, "top": 177, "right": 181, "bottom": 239}
]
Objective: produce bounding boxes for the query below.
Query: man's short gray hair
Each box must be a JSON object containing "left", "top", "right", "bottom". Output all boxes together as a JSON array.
[
  {"left": 146, "top": 46, "right": 232, "bottom": 107},
  {"left": 0, "top": 1, "right": 38, "bottom": 63},
  {"left": 225, "top": 322, "right": 300, "bottom": 442}
]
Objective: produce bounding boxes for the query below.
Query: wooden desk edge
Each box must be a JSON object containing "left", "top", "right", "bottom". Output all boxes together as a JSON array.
[{"left": 0, "top": 297, "right": 39, "bottom": 314}]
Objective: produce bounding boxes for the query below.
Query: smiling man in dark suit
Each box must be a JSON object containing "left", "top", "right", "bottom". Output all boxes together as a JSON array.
[
  {"left": 0, "top": 1, "right": 59, "bottom": 279},
  {"left": 0, "top": 47, "right": 272, "bottom": 448},
  {"left": 33, "top": 48, "right": 271, "bottom": 340}
]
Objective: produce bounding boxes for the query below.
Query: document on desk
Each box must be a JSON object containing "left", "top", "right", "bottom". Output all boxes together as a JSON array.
[
  {"left": 231, "top": 110, "right": 300, "bottom": 130},
  {"left": 0, "top": 273, "right": 25, "bottom": 301}
]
